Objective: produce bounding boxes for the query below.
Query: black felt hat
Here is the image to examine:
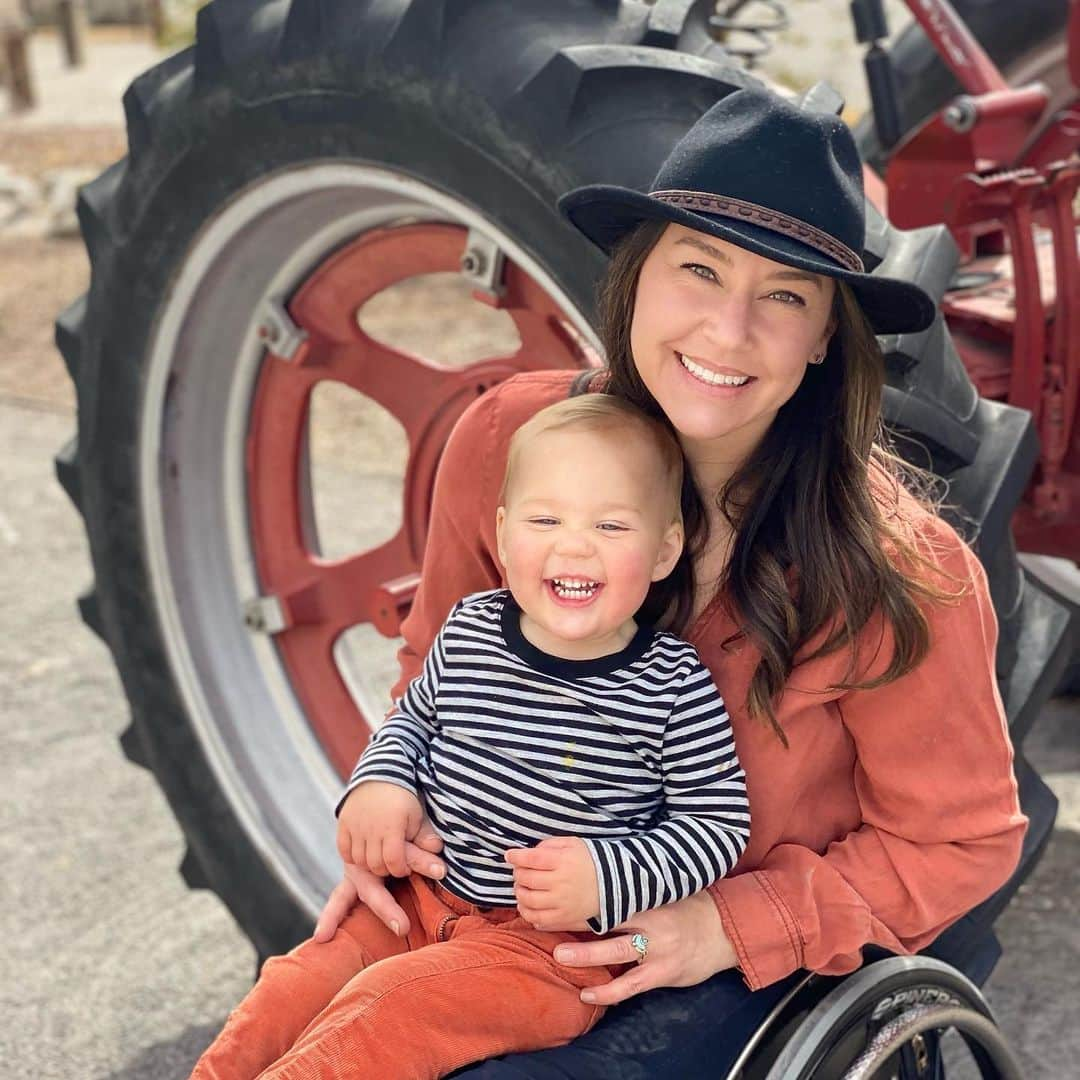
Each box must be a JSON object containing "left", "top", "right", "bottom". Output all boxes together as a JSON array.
[{"left": 558, "top": 86, "right": 936, "bottom": 335}]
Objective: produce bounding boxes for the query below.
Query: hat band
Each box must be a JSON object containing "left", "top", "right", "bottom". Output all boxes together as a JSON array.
[{"left": 648, "top": 189, "right": 864, "bottom": 274}]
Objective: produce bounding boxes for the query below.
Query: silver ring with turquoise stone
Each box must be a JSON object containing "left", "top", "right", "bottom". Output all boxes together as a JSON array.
[{"left": 629, "top": 932, "right": 649, "bottom": 963}]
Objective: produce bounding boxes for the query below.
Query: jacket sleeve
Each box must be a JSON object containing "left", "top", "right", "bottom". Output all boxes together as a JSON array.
[
  {"left": 391, "top": 391, "right": 505, "bottom": 699},
  {"left": 708, "top": 523, "right": 1028, "bottom": 990},
  {"left": 583, "top": 660, "right": 749, "bottom": 932}
]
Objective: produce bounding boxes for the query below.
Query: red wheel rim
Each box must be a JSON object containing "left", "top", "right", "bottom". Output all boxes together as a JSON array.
[{"left": 246, "top": 223, "right": 597, "bottom": 777}]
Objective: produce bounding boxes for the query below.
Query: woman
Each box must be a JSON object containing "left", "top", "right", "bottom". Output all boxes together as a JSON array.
[{"left": 312, "top": 86, "right": 1026, "bottom": 1077}]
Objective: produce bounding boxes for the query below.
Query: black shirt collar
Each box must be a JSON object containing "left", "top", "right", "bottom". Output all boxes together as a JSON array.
[{"left": 499, "top": 591, "right": 654, "bottom": 679}]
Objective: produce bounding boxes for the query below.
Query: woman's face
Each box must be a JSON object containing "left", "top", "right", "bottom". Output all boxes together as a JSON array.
[{"left": 630, "top": 224, "right": 836, "bottom": 472}]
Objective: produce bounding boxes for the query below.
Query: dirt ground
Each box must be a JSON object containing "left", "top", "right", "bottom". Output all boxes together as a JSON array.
[{"left": 3, "top": 13, "right": 1079, "bottom": 1080}]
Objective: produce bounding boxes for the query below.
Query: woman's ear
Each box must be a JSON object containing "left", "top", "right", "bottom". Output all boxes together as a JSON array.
[
  {"left": 651, "top": 520, "right": 685, "bottom": 582},
  {"left": 817, "top": 312, "right": 838, "bottom": 357},
  {"left": 495, "top": 505, "right": 507, "bottom": 569}
]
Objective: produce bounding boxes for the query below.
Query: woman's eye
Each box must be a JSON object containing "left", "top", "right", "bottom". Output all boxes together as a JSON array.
[
  {"left": 769, "top": 289, "right": 807, "bottom": 307},
  {"left": 682, "top": 262, "right": 719, "bottom": 283}
]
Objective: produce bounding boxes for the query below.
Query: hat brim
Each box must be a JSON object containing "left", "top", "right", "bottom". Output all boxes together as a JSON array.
[{"left": 558, "top": 185, "right": 936, "bottom": 336}]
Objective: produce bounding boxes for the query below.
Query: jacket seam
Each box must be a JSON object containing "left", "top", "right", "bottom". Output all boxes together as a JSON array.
[
  {"left": 711, "top": 887, "right": 758, "bottom": 988},
  {"left": 757, "top": 872, "right": 805, "bottom": 969}
]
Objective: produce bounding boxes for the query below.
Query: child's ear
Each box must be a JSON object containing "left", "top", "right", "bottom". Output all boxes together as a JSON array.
[
  {"left": 495, "top": 506, "right": 507, "bottom": 568},
  {"left": 651, "top": 520, "right": 685, "bottom": 582}
]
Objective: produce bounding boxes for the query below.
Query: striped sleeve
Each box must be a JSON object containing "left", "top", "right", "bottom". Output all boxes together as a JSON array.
[
  {"left": 583, "top": 659, "right": 750, "bottom": 932},
  {"left": 335, "top": 603, "right": 458, "bottom": 814}
]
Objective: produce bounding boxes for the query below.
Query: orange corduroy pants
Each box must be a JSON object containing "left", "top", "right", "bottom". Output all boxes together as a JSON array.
[{"left": 191, "top": 874, "right": 613, "bottom": 1079}]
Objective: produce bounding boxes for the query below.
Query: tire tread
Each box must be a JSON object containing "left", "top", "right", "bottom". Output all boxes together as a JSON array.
[{"left": 54, "top": 437, "right": 81, "bottom": 510}]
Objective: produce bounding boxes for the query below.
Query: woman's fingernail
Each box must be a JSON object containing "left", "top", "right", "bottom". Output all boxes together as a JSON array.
[
  {"left": 390, "top": 919, "right": 400, "bottom": 936},
  {"left": 429, "top": 863, "right": 443, "bottom": 877},
  {"left": 581, "top": 991, "right": 596, "bottom": 1004},
  {"left": 554, "top": 947, "right": 573, "bottom": 963}
]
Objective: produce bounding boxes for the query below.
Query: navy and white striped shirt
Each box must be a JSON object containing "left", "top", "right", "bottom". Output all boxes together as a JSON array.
[{"left": 343, "top": 589, "right": 749, "bottom": 933}]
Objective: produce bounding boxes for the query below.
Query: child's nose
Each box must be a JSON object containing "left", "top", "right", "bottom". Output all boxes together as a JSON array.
[{"left": 554, "top": 528, "right": 595, "bottom": 556}]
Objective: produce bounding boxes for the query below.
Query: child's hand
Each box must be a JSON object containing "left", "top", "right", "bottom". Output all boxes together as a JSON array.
[
  {"left": 505, "top": 837, "right": 600, "bottom": 931},
  {"left": 337, "top": 781, "right": 425, "bottom": 878}
]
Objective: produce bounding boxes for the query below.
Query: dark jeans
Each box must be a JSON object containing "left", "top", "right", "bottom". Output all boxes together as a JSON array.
[{"left": 450, "top": 968, "right": 804, "bottom": 1079}]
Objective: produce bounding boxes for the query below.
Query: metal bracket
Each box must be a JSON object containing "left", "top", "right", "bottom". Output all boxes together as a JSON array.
[
  {"left": 460, "top": 230, "right": 506, "bottom": 299},
  {"left": 256, "top": 299, "right": 309, "bottom": 361},
  {"left": 943, "top": 95, "right": 978, "bottom": 133},
  {"left": 243, "top": 594, "right": 287, "bottom": 635}
]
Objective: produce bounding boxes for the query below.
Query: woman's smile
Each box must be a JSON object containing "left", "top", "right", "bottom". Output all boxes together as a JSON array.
[{"left": 675, "top": 351, "right": 757, "bottom": 394}]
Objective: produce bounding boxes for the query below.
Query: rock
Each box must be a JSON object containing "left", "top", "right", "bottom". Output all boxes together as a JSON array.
[
  {"left": 41, "top": 166, "right": 98, "bottom": 237},
  {"left": 0, "top": 164, "right": 41, "bottom": 208},
  {"left": 0, "top": 163, "right": 45, "bottom": 232}
]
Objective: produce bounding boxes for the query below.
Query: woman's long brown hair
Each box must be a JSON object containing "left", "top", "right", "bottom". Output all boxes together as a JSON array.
[{"left": 594, "top": 219, "right": 964, "bottom": 745}]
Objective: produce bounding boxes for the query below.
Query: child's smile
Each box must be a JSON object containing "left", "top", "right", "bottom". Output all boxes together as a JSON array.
[
  {"left": 496, "top": 425, "right": 683, "bottom": 661},
  {"left": 547, "top": 577, "right": 603, "bottom": 605}
]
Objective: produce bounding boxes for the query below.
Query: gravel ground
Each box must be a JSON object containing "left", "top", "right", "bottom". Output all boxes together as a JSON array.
[{"left": 3, "top": 10, "right": 1079, "bottom": 1080}]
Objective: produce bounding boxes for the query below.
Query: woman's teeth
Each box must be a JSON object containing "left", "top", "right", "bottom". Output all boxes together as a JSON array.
[
  {"left": 679, "top": 354, "right": 751, "bottom": 387},
  {"left": 551, "top": 579, "right": 600, "bottom": 598}
]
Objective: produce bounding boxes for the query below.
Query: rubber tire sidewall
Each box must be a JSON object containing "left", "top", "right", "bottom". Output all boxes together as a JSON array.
[{"left": 84, "top": 78, "right": 609, "bottom": 958}]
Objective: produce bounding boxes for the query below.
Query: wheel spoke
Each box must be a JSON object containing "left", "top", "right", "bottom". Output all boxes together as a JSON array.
[
  {"left": 315, "top": 337, "right": 488, "bottom": 438},
  {"left": 246, "top": 221, "right": 591, "bottom": 776},
  {"left": 278, "top": 535, "right": 416, "bottom": 639}
]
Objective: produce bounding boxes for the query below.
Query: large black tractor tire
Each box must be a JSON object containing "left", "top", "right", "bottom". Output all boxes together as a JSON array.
[
  {"left": 855, "top": 0, "right": 1071, "bottom": 169},
  {"left": 55, "top": 0, "right": 1069, "bottom": 966}
]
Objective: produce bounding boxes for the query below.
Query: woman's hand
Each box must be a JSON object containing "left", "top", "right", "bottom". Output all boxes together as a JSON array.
[
  {"left": 313, "top": 824, "right": 446, "bottom": 943},
  {"left": 553, "top": 890, "right": 738, "bottom": 1006}
]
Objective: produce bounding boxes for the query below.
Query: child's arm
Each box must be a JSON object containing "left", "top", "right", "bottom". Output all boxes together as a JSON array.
[
  {"left": 339, "top": 620, "right": 449, "bottom": 797},
  {"left": 335, "top": 605, "right": 459, "bottom": 876},
  {"left": 511, "top": 660, "right": 749, "bottom": 933}
]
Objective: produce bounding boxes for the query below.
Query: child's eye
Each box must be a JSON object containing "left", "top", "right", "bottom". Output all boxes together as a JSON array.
[
  {"left": 597, "top": 522, "right": 629, "bottom": 532},
  {"left": 527, "top": 517, "right": 558, "bottom": 526},
  {"left": 769, "top": 289, "right": 806, "bottom": 307},
  {"left": 682, "top": 262, "right": 719, "bottom": 283}
]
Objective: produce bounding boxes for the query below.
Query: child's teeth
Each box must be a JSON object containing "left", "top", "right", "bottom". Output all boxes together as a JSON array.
[
  {"left": 679, "top": 354, "right": 750, "bottom": 386},
  {"left": 552, "top": 578, "right": 599, "bottom": 598}
]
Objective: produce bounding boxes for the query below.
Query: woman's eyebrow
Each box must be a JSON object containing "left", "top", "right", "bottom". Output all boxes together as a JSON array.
[
  {"left": 767, "top": 269, "right": 823, "bottom": 291},
  {"left": 674, "top": 235, "right": 732, "bottom": 264},
  {"left": 674, "top": 236, "right": 823, "bottom": 291}
]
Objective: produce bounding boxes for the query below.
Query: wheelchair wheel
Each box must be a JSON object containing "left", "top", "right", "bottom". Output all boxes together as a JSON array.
[{"left": 759, "top": 957, "right": 1023, "bottom": 1080}]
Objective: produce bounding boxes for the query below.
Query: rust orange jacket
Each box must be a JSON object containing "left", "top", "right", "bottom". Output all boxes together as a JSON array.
[{"left": 390, "top": 370, "right": 1027, "bottom": 991}]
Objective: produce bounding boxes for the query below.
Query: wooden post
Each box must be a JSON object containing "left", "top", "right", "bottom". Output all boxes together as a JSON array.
[
  {"left": 146, "top": 0, "right": 166, "bottom": 43},
  {"left": 0, "top": 1, "right": 35, "bottom": 112},
  {"left": 57, "top": 0, "right": 87, "bottom": 68}
]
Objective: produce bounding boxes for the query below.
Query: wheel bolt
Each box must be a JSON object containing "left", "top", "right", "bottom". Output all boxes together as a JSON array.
[{"left": 461, "top": 248, "right": 486, "bottom": 275}]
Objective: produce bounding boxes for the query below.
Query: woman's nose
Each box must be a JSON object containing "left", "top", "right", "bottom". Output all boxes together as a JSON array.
[{"left": 701, "top": 293, "right": 752, "bottom": 351}]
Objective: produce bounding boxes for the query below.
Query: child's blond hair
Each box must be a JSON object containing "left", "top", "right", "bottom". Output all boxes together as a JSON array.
[{"left": 501, "top": 393, "right": 684, "bottom": 519}]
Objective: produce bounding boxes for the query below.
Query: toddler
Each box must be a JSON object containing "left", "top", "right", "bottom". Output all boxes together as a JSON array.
[{"left": 192, "top": 394, "right": 749, "bottom": 1079}]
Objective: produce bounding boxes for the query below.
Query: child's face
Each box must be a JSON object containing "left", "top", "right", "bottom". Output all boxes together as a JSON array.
[{"left": 495, "top": 426, "right": 683, "bottom": 660}]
